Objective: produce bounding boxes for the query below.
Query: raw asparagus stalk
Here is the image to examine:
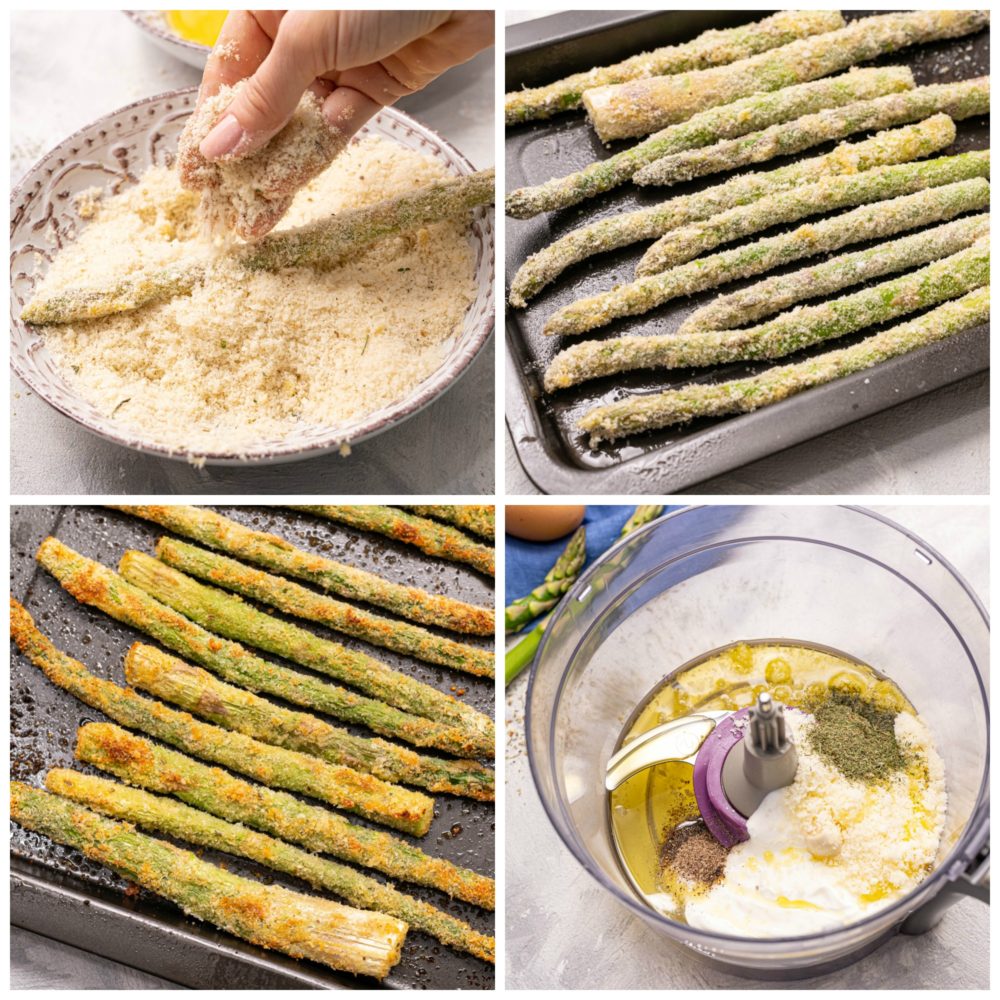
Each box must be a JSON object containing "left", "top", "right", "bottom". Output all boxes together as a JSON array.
[
  {"left": 125, "top": 642, "right": 494, "bottom": 801},
  {"left": 107, "top": 505, "right": 493, "bottom": 635},
  {"left": 621, "top": 506, "right": 664, "bottom": 535},
  {"left": 505, "top": 10, "right": 844, "bottom": 124},
  {"left": 34, "top": 539, "right": 491, "bottom": 758},
  {"left": 155, "top": 536, "right": 493, "bottom": 677},
  {"left": 46, "top": 769, "right": 494, "bottom": 964},
  {"left": 505, "top": 526, "right": 586, "bottom": 634},
  {"left": 21, "top": 169, "right": 495, "bottom": 326},
  {"left": 579, "top": 287, "right": 990, "bottom": 445},
  {"left": 582, "top": 10, "right": 989, "bottom": 141},
  {"left": 633, "top": 78, "right": 989, "bottom": 188},
  {"left": 9, "top": 597, "right": 433, "bottom": 836},
  {"left": 290, "top": 505, "right": 495, "bottom": 577},
  {"left": 506, "top": 66, "right": 914, "bottom": 219},
  {"left": 543, "top": 177, "right": 990, "bottom": 337},
  {"left": 403, "top": 505, "right": 495, "bottom": 541},
  {"left": 11, "top": 782, "right": 407, "bottom": 979},
  {"left": 119, "top": 549, "right": 492, "bottom": 741},
  {"left": 75, "top": 722, "right": 496, "bottom": 908},
  {"left": 637, "top": 152, "right": 990, "bottom": 276},
  {"left": 509, "top": 115, "right": 955, "bottom": 305},
  {"left": 680, "top": 214, "right": 991, "bottom": 334},
  {"left": 546, "top": 242, "right": 989, "bottom": 389}
]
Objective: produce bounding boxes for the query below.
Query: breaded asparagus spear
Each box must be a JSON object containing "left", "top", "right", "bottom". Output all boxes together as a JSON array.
[
  {"left": 505, "top": 10, "right": 844, "bottom": 124},
  {"left": 9, "top": 598, "right": 433, "bottom": 836},
  {"left": 124, "top": 644, "right": 494, "bottom": 801},
  {"left": 582, "top": 10, "right": 989, "bottom": 140},
  {"left": 579, "top": 287, "right": 990, "bottom": 445},
  {"left": 509, "top": 116, "right": 955, "bottom": 306},
  {"left": 404, "top": 505, "right": 495, "bottom": 541},
  {"left": 76, "top": 722, "right": 496, "bottom": 908},
  {"left": 633, "top": 78, "right": 989, "bottom": 188},
  {"left": 155, "top": 536, "right": 493, "bottom": 677},
  {"left": 46, "top": 769, "right": 494, "bottom": 964},
  {"left": 505, "top": 526, "right": 586, "bottom": 634},
  {"left": 543, "top": 178, "right": 990, "bottom": 337},
  {"left": 680, "top": 214, "right": 990, "bottom": 335},
  {"left": 291, "top": 505, "right": 495, "bottom": 577},
  {"left": 11, "top": 782, "right": 407, "bottom": 980},
  {"left": 21, "top": 169, "right": 495, "bottom": 326},
  {"left": 637, "top": 152, "right": 990, "bottom": 276},
  {"left": 107, "top": 505, "right": 493, "bottom": 635},
  {"left": 34, "top": 540, "right": 491, "bottom": 758},
  {"left": 546, "top": 242, "right": 989, "bottom": 389},
  {"left": 506, "top": 66, "right": 914, "bottom": 219}
]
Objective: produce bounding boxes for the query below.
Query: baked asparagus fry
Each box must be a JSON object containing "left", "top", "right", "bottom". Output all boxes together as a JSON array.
[
  {"left": 21, "top": 168, "right": 495, "bottom": 326},
  {"left": 680, "top": 214, "right": 991, "bottom": 335},
  {"left": 582, "top": 10, "right": 989, "bottom": 141},
  {"left": 76, "top": 722, "right": 496, "bottom": 908},
  {"left": 125, "top": 643, "right": 494, "bottom": 801},
  {"left": 505, "top": 10, "right": 843, "bottom": 124},
  {"left": 509, "top": 116, "right": 955, "bottom": 306},
  {"left": 637, "top": 152, "right": 990, "bottom": 276},
  {"left": 11, "top": 782, "right": 407, "bottom": 980},
  {"left": 543, "top": 178, "right": 990, "bottom": 337},
  {"left": 35, "top": 539, "right": 490, "bottom": 758},
  {"left": 107, "top": 505, "right": 493, "bottom": 635},
  {"left": 579, "top": 286, "right": 990, "bottom": 445},
  {"left": 155, "top": 536, "right": 493, "bottom": 677},
  {"left": 506, "top": 66, "right": 914, "bottom": 219},
  {"left": 120, "top": 549, "right": 492, "bottom": 740},
  {"left": 9, "top": 597, "right": 433, "bottom": 836},
  {"left": 404, "top": 505, "right": 495, "bottom": 541},
  {"left": 633, "top": 78, "right": 989, "bottom": 189},
  {"left": 290, "top": 505, "right": 495, "bottom": 577},
  {"left": 546, "top": 242, "right": 989, "bottom": 389},
  {"left": 46, "top": 769, "right": 494, "bottom": 964},
  {"left": 505, "top": 526, "right": 586, "bottom": 634}
]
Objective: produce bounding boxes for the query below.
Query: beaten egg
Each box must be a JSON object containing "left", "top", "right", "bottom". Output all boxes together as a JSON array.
[{"left": 165, "top": 10, "right": 228, "bottom": 47}]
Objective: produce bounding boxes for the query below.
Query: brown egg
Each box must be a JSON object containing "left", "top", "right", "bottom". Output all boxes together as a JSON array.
[{"left": 506, "top": 505, "right": 585, "bottom": 542}]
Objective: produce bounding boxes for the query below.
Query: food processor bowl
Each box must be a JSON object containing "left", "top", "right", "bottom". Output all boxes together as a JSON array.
[{"left": 525, "top": 506, "right": 989, "bottom": 978}]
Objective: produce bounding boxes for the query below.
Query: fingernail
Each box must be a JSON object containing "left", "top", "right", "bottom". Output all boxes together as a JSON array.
[{"left": 200, "top": 114, "right": 245, "bottom": 160}]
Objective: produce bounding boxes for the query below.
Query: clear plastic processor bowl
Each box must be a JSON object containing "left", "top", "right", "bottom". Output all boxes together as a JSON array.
[{"left": 526, "top": 506, "right": 989, "bottom": 978}]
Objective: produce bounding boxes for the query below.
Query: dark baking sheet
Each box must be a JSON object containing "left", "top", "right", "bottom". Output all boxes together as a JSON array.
[
  {"left": 505, "top": 10, "right": 990, "bottom": 494},
  {"left": 10, "top": 505, "right": 495, "bottom": 990}
]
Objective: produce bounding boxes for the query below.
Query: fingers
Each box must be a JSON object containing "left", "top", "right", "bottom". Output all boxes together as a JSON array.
[{"left": 198, "top": 11, "right": 277, "bottom": 105}]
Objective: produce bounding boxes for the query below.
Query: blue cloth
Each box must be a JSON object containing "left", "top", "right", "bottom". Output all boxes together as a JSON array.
[{"left": 505, "top": 505, "right": 682, "bottom": 610}]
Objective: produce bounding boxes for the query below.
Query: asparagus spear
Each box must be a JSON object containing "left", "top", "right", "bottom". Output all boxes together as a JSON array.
[
  {"left": 155, "top": 536, "right": 493, "bottom": 677},
  {"left": 505, "top": 10, "right": 844, "bottom": 124},
  {"left": 579, "top": 287, "right": 990, "bottom": 445},
  {"left": 509, "top": 116, "right": 955, "bottom": 306},
  {"left": 35, "top": 539, "right": 491, "bottom": 758},
  {"left": 125, "top": 642, "right": 494, "bottom": 801},
  {"left": 506, "top": 66, "right": 914, "bottom": 219},
  {"left": 633, "top": 79, "right": 989, "bottom": 189},
  {"left": 621, "top": 506, "right": 664, "bottom": 535},
  {"left": 76, "top": 722, "right": 496, "bottom": 908},
  {"left": 9, "top": 597, "right": 433, "bottom": 836},
  {"left": 680, "top": 214, "right": 991, "bottom": 335},
  {"left": 21, "top": 169, "right": 495, "bottom": 326},
  {"left": 46, "top": 769, "right": 494, "bottom": 964},
  {"left": 582, "top": 11, "right": 989, "bottom": 141},
  {"left": 107, "top": 505, "right": 493, "bottom": 635},
  {"left": 120, "top": 549, "right": 492, "bottom": 740},
  {"left": 11, "top": 782, "right": 407, "bottom": 979},
  {"left": 637, "top": 152, "right": 990, "bottom": 277},
  {"left": 290, "top": 505, "right": 495, "bottom": 577},
  {"left": 543, "top": 178, "right": 990, "bottom": 337},
  {"left": 505, "top": 526, "right": 586, "bottom": 634},
  {"left": 546, "top": 242, "right": 989, "bottom": 390},
  {"left": 403, "top": 505, "right": 495, "bottom": 541}
]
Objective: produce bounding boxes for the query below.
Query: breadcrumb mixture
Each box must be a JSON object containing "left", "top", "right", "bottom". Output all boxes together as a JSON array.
[{"left": 37, "top": 138, "right": 476, "bottom": 457}]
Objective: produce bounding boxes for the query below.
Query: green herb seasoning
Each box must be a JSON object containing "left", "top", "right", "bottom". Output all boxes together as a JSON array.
[{"left": 807, "top": 692, "right": 909, "bottom": 781}]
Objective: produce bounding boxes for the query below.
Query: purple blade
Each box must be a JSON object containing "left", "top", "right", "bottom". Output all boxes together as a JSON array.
[{"left": 692, "top": 708, "right": 750, "bottom": 848}]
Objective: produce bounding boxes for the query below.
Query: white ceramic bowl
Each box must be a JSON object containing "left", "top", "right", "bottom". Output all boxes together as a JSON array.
[{"left": 123, "top": 10, "right": 212, "bottom": 69}]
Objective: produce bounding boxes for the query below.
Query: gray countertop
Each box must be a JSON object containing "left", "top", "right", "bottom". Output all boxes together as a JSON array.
[
  {"left": 505, "top": 505, "right": 989, "bottom": 989},
  {"left": 11, "top": 11, "right": 495, "bottom": 495}
]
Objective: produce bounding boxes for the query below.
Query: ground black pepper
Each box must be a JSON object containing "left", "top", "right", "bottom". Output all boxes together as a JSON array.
[{"left": 660, "top": 820, "right": 729, "bottom": 886}]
